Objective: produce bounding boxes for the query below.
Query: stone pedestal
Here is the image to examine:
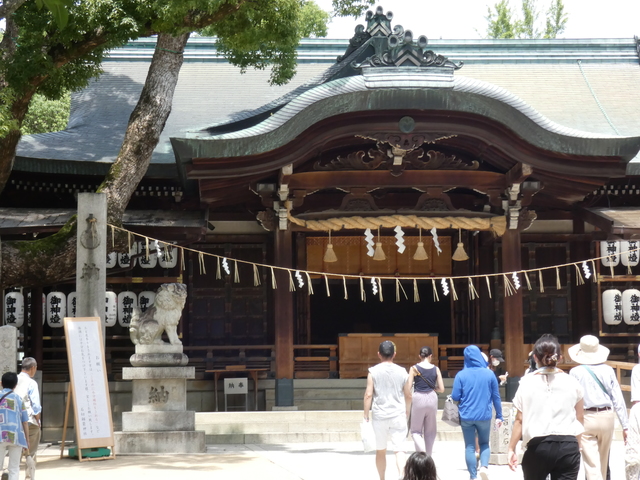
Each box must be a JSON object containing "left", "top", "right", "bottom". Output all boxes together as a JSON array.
[
  {"left": 114, "top": 346, "right": 205, "bottom": 453},
  {"left": 490, "top": 401, "right": 520, "bottom": 465},
  {"left": 0, "top": 325, "right": 18, "bottom": 375}
]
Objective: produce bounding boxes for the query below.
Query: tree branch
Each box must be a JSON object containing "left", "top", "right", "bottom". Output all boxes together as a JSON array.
[{"left": 0, "top": 0, "right": 28, "bottom": 21}]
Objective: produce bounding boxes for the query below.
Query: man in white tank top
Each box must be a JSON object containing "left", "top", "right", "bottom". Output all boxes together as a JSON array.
[{"left": 364, "top": 340, "right": 410, "bottom": 480}]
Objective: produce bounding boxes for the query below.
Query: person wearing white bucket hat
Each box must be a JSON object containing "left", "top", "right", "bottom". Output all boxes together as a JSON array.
[{"left": 569, "top": 335, "right": 629, "bottom": 480}]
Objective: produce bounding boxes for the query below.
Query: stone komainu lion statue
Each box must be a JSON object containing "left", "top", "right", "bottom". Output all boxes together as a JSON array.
[{"left": 129, "top": 283, "right": 187, "bottom": 345}]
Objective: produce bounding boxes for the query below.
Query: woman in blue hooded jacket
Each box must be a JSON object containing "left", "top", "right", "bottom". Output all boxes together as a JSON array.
[{"left": 451, "top": 345, "right": 503, "bottom": 480}]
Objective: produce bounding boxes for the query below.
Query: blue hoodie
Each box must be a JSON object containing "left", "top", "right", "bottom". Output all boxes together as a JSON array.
[{"left": 451, "top": 345, "right": 503, "bottom": 422}]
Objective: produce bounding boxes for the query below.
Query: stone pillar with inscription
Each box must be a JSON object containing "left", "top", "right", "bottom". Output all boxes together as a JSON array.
[
  {"left": 0, "top": 325, "right": 18, "bottom": 375},
  {"left": 75, "top": 193, "right": 107, "bottom": 340},
  {"left": 114, "top": 283, "right": 205, "bottom": 453}
]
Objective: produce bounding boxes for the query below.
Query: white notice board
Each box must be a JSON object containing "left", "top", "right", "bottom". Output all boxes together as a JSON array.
[{"left": 63, "top": 317, "right": 114, "bottom": 449}]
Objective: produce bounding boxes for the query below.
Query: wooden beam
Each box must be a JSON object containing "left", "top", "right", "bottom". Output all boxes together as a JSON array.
[
  {"left": 287, "top": 170, "right": 507, "bottom": 192},
  {"left": 505, "top": 163, "right": 533, "bottom": 186},
  {"left": 502, "top": 230, "right": 528, "bottom": 381},
  {"left": 274, "top": 228, "right": 294, "bottom": 380}
]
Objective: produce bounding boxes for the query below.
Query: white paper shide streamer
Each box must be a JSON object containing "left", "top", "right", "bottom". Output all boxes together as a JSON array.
[
  {"left": 602, "top": 289, "right": 623, "bottom": 325},
  {"left": 394, "top": 226, "right": 405, "bottom": 253},
  {"left": 431, "top": 227, "right": 442, "bottom": 255},
  {"left": 441, "top": 278, "right": 449, "bottom": 296},
  {"left": 582, "top": 261, "right": 591, "bottom": 280},
  {"left": 364, "top": 228, "right": 375, "bottom": 257}
]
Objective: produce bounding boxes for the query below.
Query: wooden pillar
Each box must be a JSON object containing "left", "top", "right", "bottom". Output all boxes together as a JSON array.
[
  {"left": 502, "top": 229, "right": 527, "bottom": 378},
  {"left": 274, "top": 228, "right": 294, "bottom": 379},
  {"left": 31, "top": 287, "right": 44, "bottom": 366}
]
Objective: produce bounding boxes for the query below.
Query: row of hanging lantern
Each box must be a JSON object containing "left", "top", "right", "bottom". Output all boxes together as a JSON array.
[
  {"left": 600, "top": 240, "right": 639, "bottom": 271},
  {"left": 323, "top": 226, "right": 463, "bottom": 263},
  {"left": 603, "top": 289, "right": 640, "bottom": 325},
  {"left": 107, "top": 241, "right": 178, "bottom": 269},
  {"left": 4, "top": 290, "right": 156, "bottom": 328}
]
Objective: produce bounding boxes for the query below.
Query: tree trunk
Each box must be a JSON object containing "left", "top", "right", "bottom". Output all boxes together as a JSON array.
[
  {"left": 0, "top": 33, "right": 189, "bottom": 288},
  {"left": 100, "top": 32, "right": 190, "bottom": 225}
]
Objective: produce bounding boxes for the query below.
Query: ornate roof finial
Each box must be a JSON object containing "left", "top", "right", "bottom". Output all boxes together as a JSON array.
[
  {"left": 353, "top": 28, "right": 463, "bottom": 70},
  {"left": 366, "top": 6, "right": 393, "bottom": 37}
]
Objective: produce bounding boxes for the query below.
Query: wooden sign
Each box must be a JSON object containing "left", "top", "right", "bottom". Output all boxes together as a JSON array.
[{"left": 62, "top": 317, "right": 115, "bottom": 461}]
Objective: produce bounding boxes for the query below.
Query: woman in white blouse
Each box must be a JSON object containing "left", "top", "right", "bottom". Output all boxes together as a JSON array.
[{"left": 508, "top": 334, "right": 584, "bottom": 479}]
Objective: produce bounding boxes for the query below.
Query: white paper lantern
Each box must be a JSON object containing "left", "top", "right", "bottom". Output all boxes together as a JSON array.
[
  {"left": 158, "top": 242, "right": 178, "bottom": 269},
  {"left": 117, "top": 291, "right": 137, "bottom": 327},
  {"left": 46, "top": 292, "right": 66, "bottom": 328},
  {"left": 67, "top": 292, "right": 77, "bottom": 318},
  {"left": 602, "top": 289, "right": 623, "bottom": 325},
  {"left": 138, "top": 291, "right": 156, "bottom": 313},
  {"left": 118, "top": 243, "right": 137, "bottom": 268},
  {"left": 138, "top": 241, "right": 158, "bottom": 269},
  {"left": 601, "top": 240, "right": 620, "bottom": 267},
  {"left": 621, "top": 241, "right": 640, "bottom": 268},
  {"left": 106, "top": 252, "right": 117, "bottom": 268},
  {"left": 4, "top": 292, "right": 24, "bottom": 328},
  {"left": 105, "top": 291, "right": 117, "bottom": 327},
  {"left": 623, "top": 289, "right": 640, "bottom": 325}
]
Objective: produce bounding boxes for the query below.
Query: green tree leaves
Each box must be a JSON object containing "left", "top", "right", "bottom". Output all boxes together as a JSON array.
[
  {"left": 34, "top": 0, "right": 75, "bottom": 29},
  {"left": 484, "top": 0, "right": 568, "bottom": 39},
  {"left": 21, "top": 92, "right": 70, "bottom": 135}
]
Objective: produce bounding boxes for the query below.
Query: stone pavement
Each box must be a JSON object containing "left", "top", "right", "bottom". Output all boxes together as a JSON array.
[{"left": 24, "top": 440, "right": 626, "bottom": 480}]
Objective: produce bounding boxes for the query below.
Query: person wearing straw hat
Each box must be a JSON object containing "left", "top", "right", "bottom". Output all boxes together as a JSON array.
[{"left": 569, "top": 335, "right": 629, "bottom": 480}]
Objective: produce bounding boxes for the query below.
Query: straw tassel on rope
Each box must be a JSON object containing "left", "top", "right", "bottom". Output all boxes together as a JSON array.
[
  {"left": 289, "top": 270, "right": 296, "bottom": 291},
  {"left": 485, "top": 276, "right": 492, "bottom": 299},
  {"left": 503, "top": 274, "right": 516, "bottom": 297},
  {"left": 145, "top": 237, "right": 150, "bottom": 261},
  {"left": 270, "top": 267, "right": 277, "bottom": 289},
  {"left": 590, "top": 260, "right": 599, "bottom": 283},
  {"left": 305, "top": 272, "right": 314, "bottom": 295},
  {"left": 111, "top": 225, "right": 115, "bottom": 248},
  {"left": 431, "top": 279, "right": 439, "bottom": 302},
  {"left": 216, "top": 257, "right": 221, "bottom": 279},
  {"left": 324, "top": 275, "right": 330, "bottom": 297},
  {"left": 413, "top": 227, "right": 428, "bottom": 261},
  {"left": 180, "top": 248, "right": 186, "bottom": 271},
  {"left": 343, "top": 277, "right": 348, "bottom": 300},
  {"left": 377, "top": 278, "right": 383, "bottom": 302},
  {"left": 413, "top": 279, "right": 420, "bottom": 303},
  {"left": 538, "top": 270, "right": 545, "bottom": 293},
  {"left": 555, "top": 267, "right": 561, "bottom": 290},
  {"left": 574, "top": 264, "right": 585, "bottom": 286},
  {"left": 253, "top": 264, "right": 261, "bottom": 286},
  {"left": 234, "top": 260, "right": 240, "bottom": 283},
  {"left": 468, "top": 278, "right": 479, "bottom": 300},
  {"left": 360, "top": 277, "right": 366, "bottom": 302},
  {"left": 452, "top": 228, "right": 469, "bottom": 261},
  {"left": 524, "top": 271, "right": 532, "bottom": 290},
  {"left": 449, "top": 278, "right": 458, "bottom": 301},
  {"left": 395, "top": 279, "right": 408, "bottom": 302},
  {"left": 198, "top": 252, "right": 206, "bottom": 275},
  {"left": 373, "top": 228, "right": 386, "bottom": 261},
  {"left": 324, "top": 230, "right": 338, "bottom": 263}
]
